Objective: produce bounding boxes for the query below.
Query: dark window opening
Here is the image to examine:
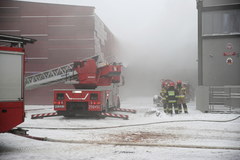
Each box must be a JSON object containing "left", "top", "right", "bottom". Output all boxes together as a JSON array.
[
  {"left": 90, "top": 93, "right": 98, "bottom": 100},
  {"left": 57, "top": 93, "right": 65, "bottom": 100}
]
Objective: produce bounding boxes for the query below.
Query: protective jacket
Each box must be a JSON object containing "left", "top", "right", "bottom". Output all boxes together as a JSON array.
[
  {"left": 160, "top": 87, "right": 167, "bottom": 103},
  {"left": 177, "top": 87, "right": 186, "bottom": 104},
  {"left": 166, "top": 87, "right": 178, "bottom": 103}
]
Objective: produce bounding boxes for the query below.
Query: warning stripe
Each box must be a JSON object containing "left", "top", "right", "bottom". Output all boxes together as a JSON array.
[
  {"left": 31, "top": 112, "right": 58, "bottom": 119},
  {"left": 100, "top": 112, "right": 128, "bottom": 120},
  {"left": 112, "top": 108, "right": 136, "bottom": 113}
]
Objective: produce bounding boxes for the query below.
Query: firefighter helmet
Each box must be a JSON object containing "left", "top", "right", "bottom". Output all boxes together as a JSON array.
[
  {"left": 177, "top": 80, "right": 182, "bottom": 88},
  {"left": 177, "top": 80, "right": 182, "bottom": 84},
  {"left": 169, "top": 82, "right": 175, "bottom": 87},
  {"left": 162, "top": 81, "right": 166, "bottom": 87}
]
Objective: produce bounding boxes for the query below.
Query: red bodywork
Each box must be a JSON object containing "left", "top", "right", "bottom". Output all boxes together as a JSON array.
[
  {"left": 54, "top": 59, "right": 121, "bottom": 117},
  {"left": 54, "top": 90, "right": 107, "bottom": 116},
  {"left": 73, "top": 59, "right": 121, "bottom": 89},
  {"left": 0, "top": 101, "right": 25, "bottom": 132},
  {"left": 0, "top": 47, "right": 25, "bottom": 133}
]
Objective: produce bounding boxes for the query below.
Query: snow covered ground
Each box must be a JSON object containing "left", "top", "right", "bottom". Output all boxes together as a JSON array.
[{"left": 1, "top": 97, "right": 240, "bottom": 160}]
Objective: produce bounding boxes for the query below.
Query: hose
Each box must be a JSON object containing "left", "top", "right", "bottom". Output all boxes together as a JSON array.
[
  {"left": 13, "top": 134, "right": 240, "bottom": 150},
  {"left": 11, "top": 116, "right": 240, "bottom": 150},
  {"left": 46, "top": 138, "right": 240, "bottom": 150},
  {"left": 21, "top": 115, "right": 240, "bottom": 130}
]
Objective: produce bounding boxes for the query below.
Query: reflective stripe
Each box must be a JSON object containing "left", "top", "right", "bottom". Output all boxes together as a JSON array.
[
  {"left": 168, "top": 91, "right": 175, "bottom": 96},
  {"left": 176, "top": 95, "right": 185, "bottom": 98},
  {"left": 179, "top": 95, "right": 185, "bottom": 98},
  {"left": 168, "top": 100, "right": 176, "bottom": 103}
]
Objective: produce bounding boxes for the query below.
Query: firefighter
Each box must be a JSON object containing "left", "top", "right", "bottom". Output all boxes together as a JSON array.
[
  {"left": 176, "top": 80, "right": 188, "bottom": 114},
  {"left": 166, "top": 82, "right": 179, "bottom": 114},
  {"left": 160, "top": 82, "right": 167, "bottom": 113}
]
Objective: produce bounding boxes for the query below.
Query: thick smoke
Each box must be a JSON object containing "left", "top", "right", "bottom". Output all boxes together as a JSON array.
[
  {"left": 106, "top": 0, "right": 198, "bottom": 98},
  {"left": 22, "top": 0, "right": 198, "bottom": 98}
]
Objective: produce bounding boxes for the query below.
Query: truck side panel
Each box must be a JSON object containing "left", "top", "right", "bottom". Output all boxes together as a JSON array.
[{"left": 0, "top": 47, "right": 25, "bottom": 133}]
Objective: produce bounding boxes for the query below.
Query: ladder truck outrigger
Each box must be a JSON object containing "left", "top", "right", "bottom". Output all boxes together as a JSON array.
[{"left": 26, "top": 56, "right": 136, "bottom": 120}]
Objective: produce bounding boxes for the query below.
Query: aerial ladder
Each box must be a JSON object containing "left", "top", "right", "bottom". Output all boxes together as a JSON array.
[
  {"left": 25, "top": 56, "right": 99, "bottom": 90},
  {"left": 26, "top": 56, "right": 136, "bottom": 120},
  {"left": 25, "top": 62, "right": 75, "bottom": 90}
]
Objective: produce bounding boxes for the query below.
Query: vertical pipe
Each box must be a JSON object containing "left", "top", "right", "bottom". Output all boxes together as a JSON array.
[{"left": 197, "top": 0, "right": 203, "bottom": 85}]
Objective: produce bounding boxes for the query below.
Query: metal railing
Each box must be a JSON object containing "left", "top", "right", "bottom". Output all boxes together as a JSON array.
[{"left": 209, "top": 86, "right": 240, "bottom": 113}]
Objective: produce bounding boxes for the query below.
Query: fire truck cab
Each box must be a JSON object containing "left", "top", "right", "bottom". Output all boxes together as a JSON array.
[
  {"left": 53, "top": 59, "right": 122, "bottom": 117},
  {"left": 54, "top": 85, "right": 120, "bottom": 117}
]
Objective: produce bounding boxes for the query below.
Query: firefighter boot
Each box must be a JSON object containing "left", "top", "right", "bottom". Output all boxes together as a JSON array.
[
  {"left": 178, "top": 104, "right": 182, "bottom": 113},
  {"left": 168, "top": 104, "right": 173, "bottom": 115},
  {"left": 174, "top": 104, "right": 179, "bottom": 114},
  {"left": 163, "top": 103, "right": 168, "bottom": 113},
  {"left": 183, "top": 103, "right": 188, "bottom": 113}
]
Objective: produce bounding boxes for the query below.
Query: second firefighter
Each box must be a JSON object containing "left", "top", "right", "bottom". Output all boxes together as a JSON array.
[{"left": 166, "top": 82, "right": 179, "bottom": 114}]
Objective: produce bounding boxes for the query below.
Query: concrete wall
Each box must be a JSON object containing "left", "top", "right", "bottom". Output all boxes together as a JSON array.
[
  {"left": 197, "top": 0, "right": 240, "bottom": 86},
  {"left": 196, "top": 0, "right": 240, "bottom": 112},
  {"left": 202, "top": 37, "right": 240, "bottom": 85}
]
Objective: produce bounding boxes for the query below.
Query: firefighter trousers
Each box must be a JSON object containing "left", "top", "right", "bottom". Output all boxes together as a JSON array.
[
  {"left": 163, "top": 103, "right": 168, "bottom": 113},
  {"left": 168, "top": 103, "right": 178, "bottom": 114},
  {"left": 178, "top": 103, "right": 188, "bottom": 113}
]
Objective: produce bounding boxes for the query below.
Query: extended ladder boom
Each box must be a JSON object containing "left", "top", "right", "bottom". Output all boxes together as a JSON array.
[
  {"left": 25, "top": 55, "right": 121, "bottom": 90},
  {"left": 25, "top": 63, "right": 77, "bottom": 90}
]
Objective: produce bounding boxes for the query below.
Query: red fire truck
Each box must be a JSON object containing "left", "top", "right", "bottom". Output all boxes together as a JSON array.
[
  {"left": 53, "top": 59, "right": 122, "bottom": 117},
  {"left": 0, "top": 34, "right": 36, "bottom": 133},
  {"left": 25, "top": 56, "right": 130, "bottom": 119}
]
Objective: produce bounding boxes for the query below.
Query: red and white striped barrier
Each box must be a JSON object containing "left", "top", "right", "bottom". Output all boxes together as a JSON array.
[
  {"left": 31, "top": 112, "right": 59, "bottom": 119},
  {"left": 100, "top": 112, "right": 128, "bottom": 120},
  {"left": 111, "top": 108, "right": 136, "bottom": 114}
]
